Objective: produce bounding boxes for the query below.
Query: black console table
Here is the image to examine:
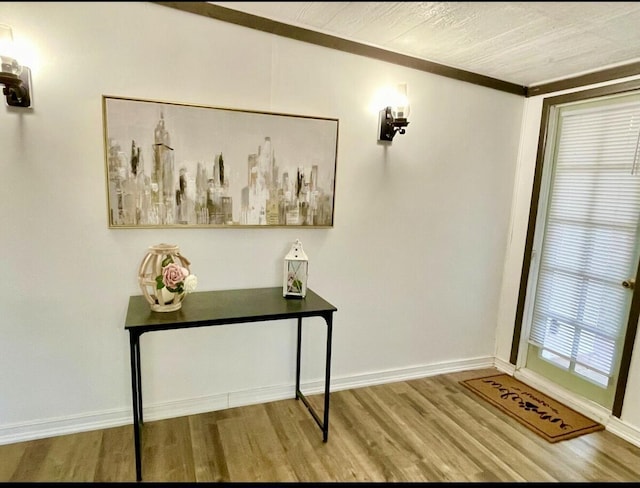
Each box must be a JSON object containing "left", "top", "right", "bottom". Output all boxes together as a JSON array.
[{"left": 124, "top": 286, "right": 337, "bottom": 482}]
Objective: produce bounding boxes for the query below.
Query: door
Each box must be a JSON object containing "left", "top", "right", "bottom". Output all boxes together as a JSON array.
[{"left": 520, "top": 91, "right": 640, "bottom": 410}]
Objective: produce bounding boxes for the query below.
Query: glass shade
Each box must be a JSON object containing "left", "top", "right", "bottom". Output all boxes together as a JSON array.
[
  {"left": 0, "top": 55, "right": 20, "bottom": 76},
  {"left": 391, "top": 83, "right": 410, "bottom": 120},
  {"left": 0, "top": 24, "right": 21, "bottom": 76}
]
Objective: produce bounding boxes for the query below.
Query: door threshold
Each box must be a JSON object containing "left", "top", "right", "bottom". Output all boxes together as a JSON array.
[{"left": 514, "top": 368, "right": 612, "bottom": 426}]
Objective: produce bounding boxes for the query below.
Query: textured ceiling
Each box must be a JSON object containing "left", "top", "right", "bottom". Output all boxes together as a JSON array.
[{"left": 211, "top": 1, "right": 640, "bottom": 87}]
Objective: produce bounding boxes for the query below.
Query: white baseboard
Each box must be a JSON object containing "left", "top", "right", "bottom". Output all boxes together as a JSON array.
[
  {"left": 0, "top": 407, "right": 129, "bottom": 446},
  {"left": 607, "top": 415, "right": 640, "bottom": 448},
  {"left": 2, "top": 354, "right": 638, "bottom": 451},
  {"left": 0, "top": 356, "right": 493, "bottom": 445},
  {"left": 493, "top": 356, "right": 516, "bottom": 375}
]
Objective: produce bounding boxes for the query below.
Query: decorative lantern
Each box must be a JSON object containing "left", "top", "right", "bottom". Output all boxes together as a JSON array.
[
  {"left": 138, "top": 243, "right": 193, "bottom": 312},
  {"left": 283, "top": 239, "right": 308, "bottom": 298}
]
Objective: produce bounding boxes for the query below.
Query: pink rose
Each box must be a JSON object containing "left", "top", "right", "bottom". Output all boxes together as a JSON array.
[{"left": 162, "top": 263, "right": 189, "bottom": 289}]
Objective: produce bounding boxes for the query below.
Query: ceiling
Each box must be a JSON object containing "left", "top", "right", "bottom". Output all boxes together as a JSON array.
[{"left": 211, "top": 1, "right": 640, "bottom": 88}]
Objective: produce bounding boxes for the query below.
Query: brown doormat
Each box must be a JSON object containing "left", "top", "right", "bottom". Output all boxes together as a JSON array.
[{"left": 460, "top": 373, "right": 604, "bottom": 443}]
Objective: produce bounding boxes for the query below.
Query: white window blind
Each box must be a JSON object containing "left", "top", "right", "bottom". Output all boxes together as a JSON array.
[{"left": 528, "top": 97, "right": 640, "bottom": 386}]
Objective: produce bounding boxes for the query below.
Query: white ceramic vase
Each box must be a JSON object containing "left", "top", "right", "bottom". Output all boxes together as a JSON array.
[{"left": 138, "top": 243, "right": 191, "bottom": 312}]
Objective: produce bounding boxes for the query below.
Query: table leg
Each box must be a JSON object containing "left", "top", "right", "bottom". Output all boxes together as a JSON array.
[
  {"left": 135, "top": 338, "right": 143, "bottom": 424},
  {"left": 129, "top": 332, "right": 142, "bottom": 482},
  {"left": 323, "top": 316, "right": 333, "bottom": 442},
  {"left": 295, "top": 317, "right": 302, "bottom": 399}
]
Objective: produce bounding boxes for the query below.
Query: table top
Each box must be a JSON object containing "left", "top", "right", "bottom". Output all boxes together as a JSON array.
[{"left": 124, "top": 286, "right": 337, "bottom": 333}]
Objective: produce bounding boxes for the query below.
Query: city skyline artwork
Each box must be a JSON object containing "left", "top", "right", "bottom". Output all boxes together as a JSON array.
[{"left": 102, "top": 96, "right": 339, "bottom": 228}]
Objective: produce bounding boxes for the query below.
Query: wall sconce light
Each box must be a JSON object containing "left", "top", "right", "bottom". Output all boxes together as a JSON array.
[
  {"left": 0, "top": 24, "right": 32, "bottom": 108},
  {"left": 378, "top": 83, "right": 409, "bottom": 142}
]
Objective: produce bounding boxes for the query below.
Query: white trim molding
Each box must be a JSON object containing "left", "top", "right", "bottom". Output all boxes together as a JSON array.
[
  {"left": 2, "top": 355, "right": 638, "bottom": 450},
  {"left": 0, "top": 356, "right": 493, "bottom": 445}
]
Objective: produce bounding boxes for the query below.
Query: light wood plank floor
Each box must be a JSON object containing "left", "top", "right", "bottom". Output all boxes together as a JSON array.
[{"left": 2, "top": 367, "right": 640, "bottom": 482}]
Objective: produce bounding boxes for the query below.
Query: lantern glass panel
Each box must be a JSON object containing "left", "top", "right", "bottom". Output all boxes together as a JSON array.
[{"left": 285, "top": 260, "right": 307, "bottom": 297}]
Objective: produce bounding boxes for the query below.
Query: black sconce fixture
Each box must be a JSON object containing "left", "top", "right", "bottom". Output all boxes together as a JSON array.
[
  {"left": 378, "top": 106, "right": 409, "bottom": 141},
  {"left": 0, "top": 24, "right": 32, "bottom": 108},
  {"left": 377, "top": 83, "right": 409, "bottom": 142}
]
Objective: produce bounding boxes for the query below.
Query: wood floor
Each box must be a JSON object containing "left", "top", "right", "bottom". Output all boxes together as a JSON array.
[{"left": 2, "top": 367, "right": 640, "bottom": 482}]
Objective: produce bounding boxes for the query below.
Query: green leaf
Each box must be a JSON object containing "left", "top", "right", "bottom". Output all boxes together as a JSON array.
[
  {"left": 161, "top": 256, "right": 174, "bottom": 267},
  {"left": 155, "top": 275, "right": 165, "bottom": 290},
  {"left": 167, "top": 283, "right": 184, "bottom": 294}
]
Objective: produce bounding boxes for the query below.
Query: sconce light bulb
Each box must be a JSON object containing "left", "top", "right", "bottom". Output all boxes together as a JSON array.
[
  {"left": 392, "top": 83, "right": 409, "bottom": 119},
  {"left": 0, "top": 54, "right": 21, "bottom": 76},
  {"left": 0, "top": 24, "right": 22, "bottom": 77}
]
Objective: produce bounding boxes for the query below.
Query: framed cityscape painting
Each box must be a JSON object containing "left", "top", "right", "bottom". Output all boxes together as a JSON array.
[{"left": 102, "top": 95, "right": 339, "bottom": 228}]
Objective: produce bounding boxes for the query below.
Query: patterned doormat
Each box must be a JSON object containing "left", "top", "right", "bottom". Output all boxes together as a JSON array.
[{"left": 460, "top": 373, "right": 604, "bottom": 443}]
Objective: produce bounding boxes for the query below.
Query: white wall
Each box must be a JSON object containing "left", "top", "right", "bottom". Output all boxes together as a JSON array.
[
  {"left": 494, "top": 76, "right": 640, "bottom": 439},
  {"left": 0, "top": 2, "right": 523, "bottom": 442}
]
